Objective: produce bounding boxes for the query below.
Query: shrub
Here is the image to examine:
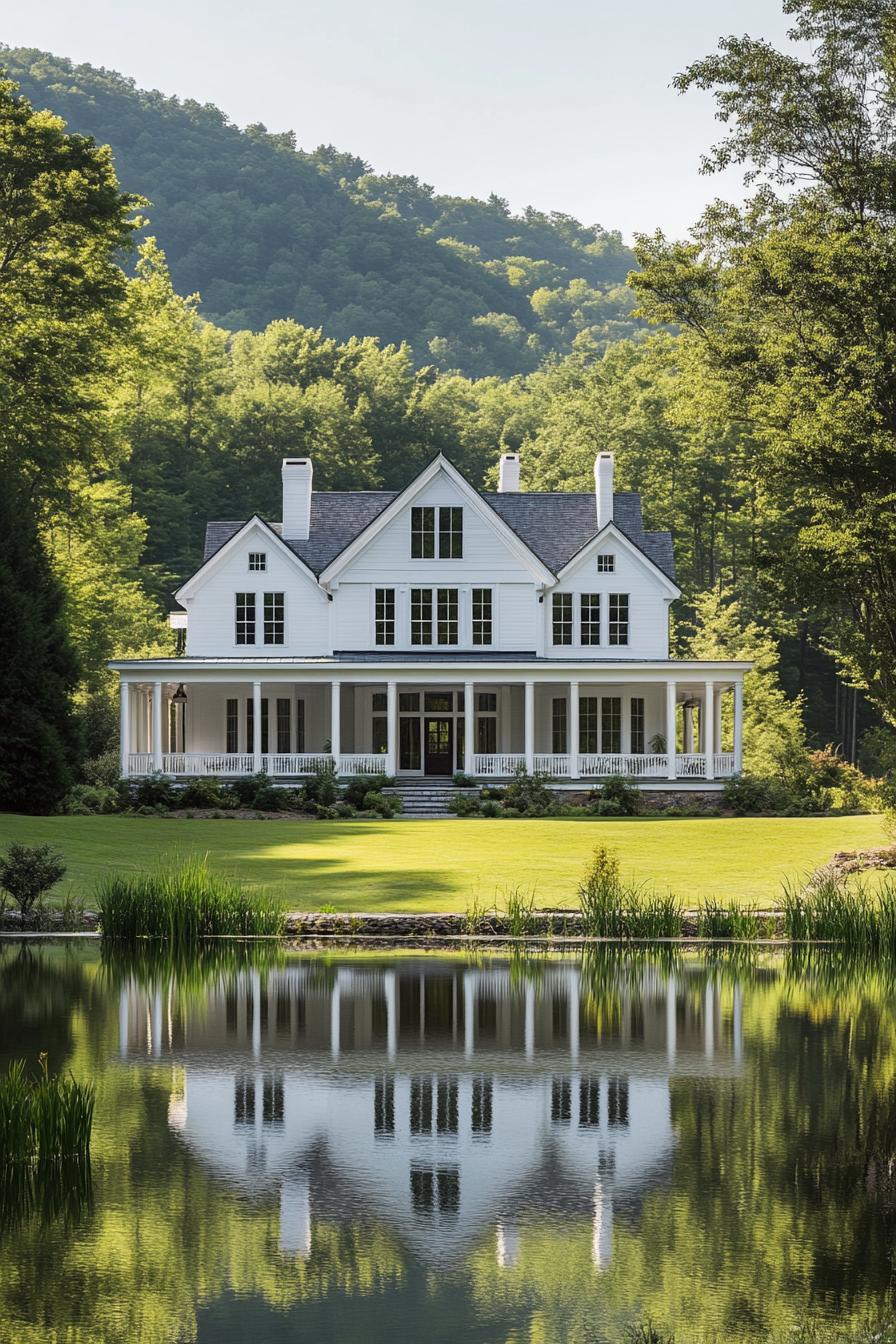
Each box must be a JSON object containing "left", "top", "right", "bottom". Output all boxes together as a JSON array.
[
  {"left": 723, "top": 773, "right": 797, "bottom": 815},
  {"left": 133, "top": 772, "right": 177, "bottom": 809},
  {"left": 178, "top": 777, "right": 226, "bottom": 809},
  {"left": 82, "top": 749, "right": 121, "bottom": 787},
  {"left": 451, "top": 794, "right": 482, "bottom": 817},
  {"left": 452, "top": 771, "right": 477, "bottom": 788},
  {"left": 342, "top": 775, "right": 387, "bottom": 809},
  {"left": 362, "top": 790, "right": 401, "bottom": 817},
  {"left": 251, "top": 779, "right": 285, "bottom": 811},
  {"left": 503, "top": 766, "right": 554, "bottom": 816},
  {"left": 0, "top": 844, "right": 66, "bottom": 916},
  {"left": 480, "top": 799, "right": 502, "bottom": 818},
  {"left": 304, "top": 761, "right": 339, "bottom": 807},
  {"left": 227, "top": 772, "right": 269, "bottom": 806},
  {"left": 63, "top": 783, "right": 119, "bottom": 815},
  {"left": 332, "top": 802, "right": 355, "bottom": 819},
  {"left": 96, "top": 856, "right": 284, "bottom": 941},
  {"left": 588, "top": 774, "right": 641, "bottom": 816}
]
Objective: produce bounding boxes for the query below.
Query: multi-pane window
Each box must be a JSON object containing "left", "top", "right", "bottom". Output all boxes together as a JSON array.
[
  {"left": 552, "top": 592, "right": 573, "bottom": 645},
  {"left": 235, "top": 593, "right": 255, "bottom": 644},
  {"left": 597, "top": 554, "right": 615, "bottom": 573},
  {"left": 580, "top": 697, "right": 599, "bottom": 754},
  {"left": 602, "top": 697, "right": 622, "bottom": 753},
  {"left": 476, "top": 692, "right": 497, "bottom": 754},
  {"left": 580, "top": 593, "right": 601, "bottom": 645},
  {"left": 551, "top": 698, "right": 568, "bottom": 753},
  {"left": 438, "top": 507, "right": 463, "bottom": 558},
  {"left": 372, "top": 691, "right": 387, "bottom": 755},
  {"left": 248, "top": 552, "right": 266, "bottom": 571},
  {"left": 375, "top": 588, "right": 395, "bottom": 645},
  {"left": 276, "top": 698, "right": 291, "bottom": 753},
  {"left": 630, "top": 697, "right": 645, "bottom": 754},
  {"left": 472, "top": 588, "right": 493, "bottom": 645},
  {"left": 245, "top": 698, "right": 269, "bottom": 753},
  {"left": 296, "top": 699, "right": 306, "bottom": 752},
  {"left": 609, "top": 593, "right": 630, "bottom": 645},
  {"left": 411, "top": 506, "right": 435, "bottom": 558},
  {"left": 263, "top": 592, "right": 285, "bottom": 644},
  {"left": 437, "top": 589, "right": 458, "bottom": 645},
  {"left": 226, "top": 698, "right": 239, "bottom": 753},
  {"left": 411, "top": 588, "right": 433, "bottom": 645}
]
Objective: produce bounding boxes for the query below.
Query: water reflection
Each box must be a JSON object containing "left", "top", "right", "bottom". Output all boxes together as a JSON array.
[{"left": 1, "top": 941, "right": 895, "bottom": 1344}]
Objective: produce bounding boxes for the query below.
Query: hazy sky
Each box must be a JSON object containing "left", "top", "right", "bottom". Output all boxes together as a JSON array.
[{"left": 4, "top": 0, "right": 797, "bottom": 239}]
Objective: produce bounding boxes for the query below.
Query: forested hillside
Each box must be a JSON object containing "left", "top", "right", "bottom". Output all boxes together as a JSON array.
[{"left": 2, "top": 46, "right": 639, "bottom": 378}]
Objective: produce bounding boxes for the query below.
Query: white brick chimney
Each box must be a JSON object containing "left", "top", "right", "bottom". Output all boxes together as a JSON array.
[
  {"left": 594, "top": 452, "right": 614, "bottom": 530},
  {"left": 281, "top": 458, "right": 313, "bottom": 541},
  {"left": 498, "top": 452, "right": 521, "bottom": 493}
]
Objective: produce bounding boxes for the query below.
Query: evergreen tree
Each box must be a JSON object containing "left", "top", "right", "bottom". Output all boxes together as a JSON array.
[{"left": 0, "top": 471, "right": 81, "bottom": 813}]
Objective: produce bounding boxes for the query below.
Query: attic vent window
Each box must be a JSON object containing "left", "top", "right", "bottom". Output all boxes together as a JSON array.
[
  {"left": 248, "top": 552, "right": 266, "bottom": 571},
  {"left": 597, "top": 554, "right": 615, "bottom": 573}
]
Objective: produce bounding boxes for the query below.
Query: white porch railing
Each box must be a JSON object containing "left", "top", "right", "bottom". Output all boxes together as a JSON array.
[
  {"left": 675, "top": 753, "right": 708, "bottom": 778},
  {"left": 128, "top": 753, "right": 153, "bottom": 775},
  {"left": 473, "top": 753, "right": 525, "bottom": 777},
  {"left": 262, "top": 754, "right": 333, "bottom": 775},
  {"left": 579, "top": 753, "right": 668, "bottom": 779},
  {"left": 713, "top": 752, "right": 736, "bottom": 778},
  {"left": 161, "top": 753, "right": 254, "bottom": 776},
  {"left": 534, "top": 753, "right": 571, "bottom": 777},
  {"left": 339, "top": 754, "right": 388, "bottom": 775}
]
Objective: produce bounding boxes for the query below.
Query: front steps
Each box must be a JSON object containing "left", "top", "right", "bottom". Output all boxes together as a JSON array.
[{"left": 383, "top": 781, "right": 476, "bottom": 819}]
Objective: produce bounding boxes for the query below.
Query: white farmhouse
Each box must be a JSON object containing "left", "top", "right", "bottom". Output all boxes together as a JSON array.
[{"left": 111, "top": 450, "right": 748, "bottom": 789}]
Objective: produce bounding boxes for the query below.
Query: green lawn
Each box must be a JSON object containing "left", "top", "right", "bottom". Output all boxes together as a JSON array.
[{"left": 0, "top": 812, "right": 888, "bottom": 911}]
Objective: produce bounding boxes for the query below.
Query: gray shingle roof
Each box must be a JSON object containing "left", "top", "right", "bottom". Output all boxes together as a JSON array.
[{"left": 202, "top": 489, "right": 676, "bottom": 582}]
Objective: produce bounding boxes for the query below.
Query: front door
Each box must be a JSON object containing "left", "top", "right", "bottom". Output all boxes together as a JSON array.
[{"left": 424, "top": 718, "right": 453, "bottom": 776}]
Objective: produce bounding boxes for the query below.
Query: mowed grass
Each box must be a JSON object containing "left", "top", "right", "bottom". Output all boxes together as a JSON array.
[{"left": 0, "top": 812, "right": 889, "bottom": 911}]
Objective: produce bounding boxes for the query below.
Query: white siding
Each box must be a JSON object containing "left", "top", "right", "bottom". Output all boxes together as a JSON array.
[{"left": 545, "top": 535, "right": 671, "bottom": 660}]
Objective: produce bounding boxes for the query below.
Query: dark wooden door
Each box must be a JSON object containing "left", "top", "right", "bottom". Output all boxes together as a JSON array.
[{"left": 424, "top": 718, "right": 453, "bottom": 776}]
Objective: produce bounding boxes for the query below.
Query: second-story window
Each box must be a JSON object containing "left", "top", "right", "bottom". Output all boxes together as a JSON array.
[
  {"left": 580, "top": 594, "right": 601, "bottom": 645},
  {"left": 264, "top": 592, "right": 285, "bottom": 644},
  {"left": 472, "top": 588, "right": 492, "bottom": 645},
  {"left": 410, "top": 588, "right": 460, "bottom": 645},
  {"left": 375, "top": 588, "right": 395, "bottom": 645},
  {"left": 411, "top": 588, "right": 433, "bottom": 645},
  {"left": 235, "top": 592, "right": 255, "bottom": 644},
  {"left": 609, "top": 593, "right": 630, "bottom": 645},
  {"left": 437, "top": 588, "right": 458, "bottom": 644},
  {"left": 438, "top": 506, "right": 463, "bottom": 558},
  {"left": 248, "top": 552, "right": 266, "bottom": 571},
  {"left": 552, "top": 593, "right": 573, "bottom": 645},
  {"left": 411, "top": 506, "right": 435, "bottom": 558}
]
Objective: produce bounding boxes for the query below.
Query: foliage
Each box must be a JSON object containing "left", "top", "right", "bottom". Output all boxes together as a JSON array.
[
  {"left": 0, "top": 1056, "right": 93, "bottom": 1162},
  {"left": 780, "top": 871, "right": 896, "bottom": 952},
  {"left": 587, "top": 774, "right": 642, "bottom": 817},
  {"left": 503, "top": 766, "right": 557, "bottom": 817},
  {"left": 496, "top": 884, "right": 537, "bottom": 937},
  {"left": 0, "top": 845, "right": 66, "bottom": 916},
  {"left": 96, "top": 855, "right": 284, "bottom": 941},
  {"left": 696, "top": 900, "right": 760, "bottom": 940},
  {"left": 360, "top": 790, "right": 401, "bottom": 818},
  {"left": 63, "top": 785, "right": 120, "bottom": 817},
  {"left": 342, "top": 775, "right": 389, "bottom": 809},
  {"left": 304, "top": 761, "right": 339, "bottom": 807},
  {"left": 577, "top": 845, "right": 682, "bottom": 939}
]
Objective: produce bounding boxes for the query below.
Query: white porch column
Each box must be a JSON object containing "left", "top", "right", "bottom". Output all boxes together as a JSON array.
[
  {"left": 704, "top": 680, "right": 715, "bottom": 781},
  {"left": 464, "top": 680, "right": 475, "bottom": 775},
  {"left": 683, "top": 703, "right": 695, "bottom": 754},
  {"left": 386, "top": 680, "right": 397, "bottom": 777},
  {"left": 569, "top": 680, "right": 580, "bottom": 778},
  {"left": 524, "top": 680, "right": 535, "bottom": 774},
  {"left": 665, "top": 680, "right": 677, "bottom": 780},
  {"left": 152, "top": 681, "right": 163, "bottom": 772},
  {"left": 330, "top": 681, "right": 341, "bottom": 774},
  {"left": 715, "top": 687, "right": 724, "bottom": 755},
  {"left": 252, "top": 680, "right": 262, "bottom": 773},
  {"left": 119, "top": 681, "right": 130, "bottom": 778},
  {"left": 733, "top": 680, "right": 744, "bottom": 772}
]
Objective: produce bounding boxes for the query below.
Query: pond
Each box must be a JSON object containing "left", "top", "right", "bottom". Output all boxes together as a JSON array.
[{"left": 1, "top": 940, "right": 895, "bottom": 1343}]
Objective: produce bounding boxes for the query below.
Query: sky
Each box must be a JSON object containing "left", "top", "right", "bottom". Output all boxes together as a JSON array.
[{"left": 3, "top": 0, "right": 797, "bottom": 239}]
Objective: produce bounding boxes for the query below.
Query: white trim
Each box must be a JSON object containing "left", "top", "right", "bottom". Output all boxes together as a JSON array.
[
  {"left": 554, "top": 522, "right": 681, "bottom": 599},
  {"left": 318, "top": 455, "right": 555, "bottom": 587},
  {"left": 175, "top": 516, "right": 326, "bottom": 603}
]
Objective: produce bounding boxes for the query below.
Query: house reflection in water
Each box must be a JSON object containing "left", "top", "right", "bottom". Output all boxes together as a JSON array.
[{"left": 119, "top": 960, "right": 744, "bottom": 1269}]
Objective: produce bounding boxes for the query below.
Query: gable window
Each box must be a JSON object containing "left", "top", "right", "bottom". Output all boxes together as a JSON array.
[
  {"left": 551, "top": 698, "right": 568, "bottom": 753},
  {"left": 276, "top": 698, "right": 291, "bottom": 753},
  {"left": 235, "top": 593, "right": 255, "bottom": 644},
  {"left": 609, "top": 594, "right": 629, "bottom": 645},
  {"left": 630, "top": 697, "right": 645, "bottom": 754},
  {"left": 580, "top": 594, "right": 601, "bottom": 645},
  {"left": 411, "top": 588, "right": 433, "bottom": 645},
  {"left": 602, "top": 697, "right": 621, "bottom": 753},
  {"left": 248, "top": 552, "right": 266, "bottom": 571},
  {"left": 264, "top": 592, "right": 285, "bottom": 644},
  {"left": 375, "top": 588, "right": 395, "bottom": 646},
  {"left": 597, "top": 554, "right": 615, "bottom": 573},
  {"left": 472, "top": 588, "right": 492, "bottom": 645},
  {"left": 226, "top": 698, "right": 239, "bottom": 753},
  {"left": 580, "top": 697, "right": 598, "bottom": 754},
  {"left": 437, "top": 588, "right": 458, "bottom": 644},
  {"left": 552, "top": 593, "right": 573, "bottom": 646},
  {"left": 411, "top": 506, "right": 435, "bottom": 559},
  {"left": 438, "top": 506, "right": 463, "bottom": 558}
]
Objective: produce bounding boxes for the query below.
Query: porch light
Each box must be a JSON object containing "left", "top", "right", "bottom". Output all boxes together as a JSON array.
[{"left": 172, "top": 684, "right": 188, "bottom": 704}]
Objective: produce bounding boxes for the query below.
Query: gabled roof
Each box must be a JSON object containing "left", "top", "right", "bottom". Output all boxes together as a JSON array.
[
  {"left": 177, "top": 514, "right": 325, "bottom": 603},
  {"left": 202, "top": 489, "right": 676, "bottom": 582}
]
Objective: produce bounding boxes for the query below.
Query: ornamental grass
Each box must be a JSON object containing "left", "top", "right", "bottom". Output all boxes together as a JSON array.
[
  {"left": 577, "top": 845, "right": 682, "bottom": 940},
  {"left": 0, "top": 1056, "right": 94, "bottom": 1164},
  {"left": 780, "top": 871, "right": 896, "bottom": 951},
  {"left": 96, "top": 855, "right": 284, "bottom": 942}
]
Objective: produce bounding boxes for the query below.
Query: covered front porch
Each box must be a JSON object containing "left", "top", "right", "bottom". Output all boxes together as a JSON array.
[{"left": 116, "top": 661, "right": 746, "bottom": 786}]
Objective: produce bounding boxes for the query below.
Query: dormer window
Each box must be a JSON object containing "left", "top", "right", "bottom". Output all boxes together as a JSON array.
[
  {"left": 248, "top": 552, "right": 266, "bottom": 571},
  {"left": 411, "top": 506, "right": 463, "bottom": 559},
  {"left": 597, "top": 554, "right": 615, "bottom": 573}
]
